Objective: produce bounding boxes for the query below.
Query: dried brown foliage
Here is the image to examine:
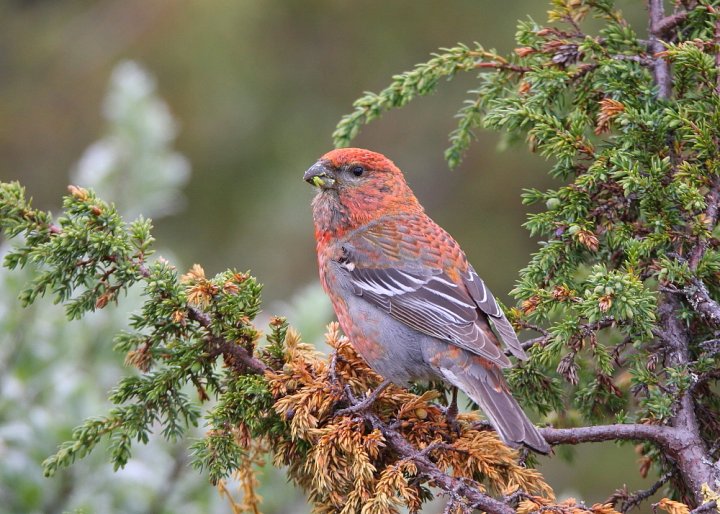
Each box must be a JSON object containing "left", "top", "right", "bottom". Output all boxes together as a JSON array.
[
  {"left": 594, "top": 98, "right": 625, "bottom": 135},
  {"left": 518, "top": 497, "right": 621, "bottom": 514},
  {"left": 253, "top": 323, "right": 554, "bottom": 513},
  {"left": 655, "top": 498, "right": 691, "bottom": 514}
]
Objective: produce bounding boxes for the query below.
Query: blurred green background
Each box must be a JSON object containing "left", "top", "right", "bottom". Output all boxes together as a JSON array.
[{"left": 0, "top": 1, "right": 661, "bottom": 513}]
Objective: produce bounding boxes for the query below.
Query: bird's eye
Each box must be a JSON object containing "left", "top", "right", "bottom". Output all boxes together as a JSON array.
[{"left": 350, "top": 165, "right": 364, "bottom": 177}]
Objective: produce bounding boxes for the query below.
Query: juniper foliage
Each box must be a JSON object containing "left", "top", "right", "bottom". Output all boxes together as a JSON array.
[
  {"left": 336, "top": 0, "right": 720, "bottom": 505},
  {"left": 2, "top": 1, "right": 720, "bottom": 513}
]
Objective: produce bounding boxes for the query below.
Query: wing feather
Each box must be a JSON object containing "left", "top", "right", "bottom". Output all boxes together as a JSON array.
[
  {"left": 338, "top": 217, "right": 525, "bottom": 365},
  {"left": 347, "top": 265, "right": 510, "bottom": 367},
  {"left": 463, "top": 265, "right": 527, "bottom": 360}
]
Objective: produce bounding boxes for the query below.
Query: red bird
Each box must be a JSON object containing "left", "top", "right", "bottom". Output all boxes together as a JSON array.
[{"left": 304, "top": 148, "right": 549, "bottom": 453}]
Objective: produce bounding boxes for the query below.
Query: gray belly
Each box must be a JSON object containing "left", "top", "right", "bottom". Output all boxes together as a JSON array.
[{"left": 343, "top": 293, "right": 439, "bottom": 386}]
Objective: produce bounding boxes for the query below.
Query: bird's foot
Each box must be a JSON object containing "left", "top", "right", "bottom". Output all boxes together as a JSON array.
[
  {"left": 444, "top": 404, "right": 463, "bottom": 437},
  {"left": 470, "top": 420, "right": 493, "bottom": 431},
  {"left": 336, "top": 379, "right": 392, "bottom": 416},
  {"left": 443, "top": 387, "right": 462, "bottom": 437}
]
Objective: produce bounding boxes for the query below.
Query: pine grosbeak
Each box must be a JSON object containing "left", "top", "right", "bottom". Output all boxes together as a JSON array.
[{"left": 304, "top": 148, "right": 549, "bottom": 453}]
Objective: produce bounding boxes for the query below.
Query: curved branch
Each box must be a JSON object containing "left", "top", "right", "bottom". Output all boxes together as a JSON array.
[
  {"left": 187, "top": 306, "right": 269, "bottom": 375},
  {"left": 540, "top": 423, "right": 673, "bottom": 446},
  {"left": 654, "top": 11, "right": 688, "bottom": 36}
]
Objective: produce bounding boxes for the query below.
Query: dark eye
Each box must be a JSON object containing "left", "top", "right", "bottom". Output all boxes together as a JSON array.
[{"left": 350, "top": 165, "right": 364, "bottom": 177}]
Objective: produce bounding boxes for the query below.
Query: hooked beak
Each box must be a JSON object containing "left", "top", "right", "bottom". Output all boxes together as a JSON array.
[{"left": 304, "top": 161, "right": 336, "bottom": 189}]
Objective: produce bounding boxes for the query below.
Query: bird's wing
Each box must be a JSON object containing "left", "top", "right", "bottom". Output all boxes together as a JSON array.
[
  {"left": 462, "top": 264, "right": 527, "bottom": 360},
  {"left": 339, "top": 217, "right": 517, "bottom": 367}
]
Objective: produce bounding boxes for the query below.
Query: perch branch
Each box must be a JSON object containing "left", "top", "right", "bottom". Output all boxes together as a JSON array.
[
  {"left": 540, "top": 423, "right": 672, "bottom": 447},
  {"left": 366, "top": 411, "right": 515, "bottom": 514}
]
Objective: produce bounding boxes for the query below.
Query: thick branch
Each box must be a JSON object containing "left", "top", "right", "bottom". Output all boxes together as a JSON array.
[
  {"left": 649, "top": 0, "right": 672, "bottom": 99},
  {"left": 654, "top": 11, "right": 688, "bottom": 36},
  {"left": 691, "top": 500, "right": 718, "bottom": 514},
  {"left": 540, "top": 423, "right": 673, "bottom": 446},
  {"left": 658, "top": 295, "right": 717, "bottom": 504}
]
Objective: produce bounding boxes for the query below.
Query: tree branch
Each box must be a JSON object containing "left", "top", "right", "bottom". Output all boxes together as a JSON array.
[
  {"left": 657, "top": 295, "right": 718, "bottom": 504},
  {"left": 187, "top": 306, "right": 269, "bottom": 375},
  {"left": 612, "top": 471, "right": 673, "bottom": 513},
  {"left": 654, "top": 11, "right": 689, "bottom": 36},
  {"left": 475, "top": 61, "right": 531, "bottom": 73},
  {"left": 663, "top": 278, "right": 720, "bottom": 327},
  {"left": 649, "top": 0, "right": 673, "bottom": 99},
  {"left": 690, "top": 500, "right": 718, "bottom": 514},
  {"left": 540, "top": 423, "right": 673, "bottom": 447},
  {"left": 366, "top": 411, "right": 515, "bottom": 514},
  {"left": 328, "top": 361, "right": 518, "bottom": 514}
]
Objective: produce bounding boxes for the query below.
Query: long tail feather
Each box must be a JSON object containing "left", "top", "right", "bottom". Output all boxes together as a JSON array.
[{"left": 440, "top": 363, "right": 550, "bottom": 454}]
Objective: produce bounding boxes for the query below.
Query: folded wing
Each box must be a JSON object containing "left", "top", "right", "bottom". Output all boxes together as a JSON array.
[{"left": 343, "top": 262, "right": 513, "bottom": 367}]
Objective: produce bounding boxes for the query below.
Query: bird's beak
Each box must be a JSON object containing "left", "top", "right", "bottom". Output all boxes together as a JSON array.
[{"left": 304, "top": 161, "right": 336, "bottom": 190}]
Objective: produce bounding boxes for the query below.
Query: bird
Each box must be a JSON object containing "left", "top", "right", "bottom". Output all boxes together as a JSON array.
[{"left": 304, "top": 147, "right": 550, "bottom": 453}]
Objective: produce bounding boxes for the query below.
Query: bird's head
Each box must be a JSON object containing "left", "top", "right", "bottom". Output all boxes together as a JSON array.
[
  {"left": 304, "top": 148, "right": 403, "bottom": 191},
  {"left": 304, "top": 149, "right": 421, "bottom": 236}
]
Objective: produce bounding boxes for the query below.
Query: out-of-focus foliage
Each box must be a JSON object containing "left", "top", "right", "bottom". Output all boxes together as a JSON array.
[
  {"left": 72, "top": 60, "right": 190, "bottom": 220},
  {"left": 0, "top": 61, "right": 244, "bottom": 514},
  {"left": 0, "top": 0, "right": 560, "bottom": 307}
]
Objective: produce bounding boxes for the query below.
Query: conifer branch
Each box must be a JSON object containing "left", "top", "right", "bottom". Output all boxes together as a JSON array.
[
  {"left": 654, "top": 11, "right": 689, "bottom": 37},
  {"left": 610, "top": 471, "right": 673, "bottom": 513},
  {"left": 366, "top": 411, "right": 516, "bottom": 514},
  {"left": 539, "top": 423, "right": 673, "bottom": 447},
  {"left": 186, "top": 306, "right": 268, "bottom": 375}
]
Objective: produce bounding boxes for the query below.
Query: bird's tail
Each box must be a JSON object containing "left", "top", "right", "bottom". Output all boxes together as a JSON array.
[{"left": 439, "top": 356, "right": 550, "bottom": 454}]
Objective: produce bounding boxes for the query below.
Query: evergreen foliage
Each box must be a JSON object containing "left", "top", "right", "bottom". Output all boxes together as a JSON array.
[
  {"left": 337, "top": 0, "right": 720, "bottom": 505},
  {"left": 2, "top": 1, "right": 720, "bottom": 513}
]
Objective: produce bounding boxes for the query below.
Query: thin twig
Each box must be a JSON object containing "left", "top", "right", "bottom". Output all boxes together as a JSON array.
[
  {"left": 187, "top": 306, "right": 268, "bottom": 375},
  {"left": 613, "top": 471, "right": 673, "bottom": 513},
  {"left": 335, "top": 379, "right": 392, "bottom": 416},
  {"left": 475, "top": 61, "right": 531, "bottom": 73}
]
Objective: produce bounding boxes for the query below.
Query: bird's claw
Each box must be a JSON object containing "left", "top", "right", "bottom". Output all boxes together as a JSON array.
[
  {"left": 443, "top": 403, "right": 462, "bottom": 437},
  {"left": 443, "top": 387, "right": 462, "bottom": 437}
]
